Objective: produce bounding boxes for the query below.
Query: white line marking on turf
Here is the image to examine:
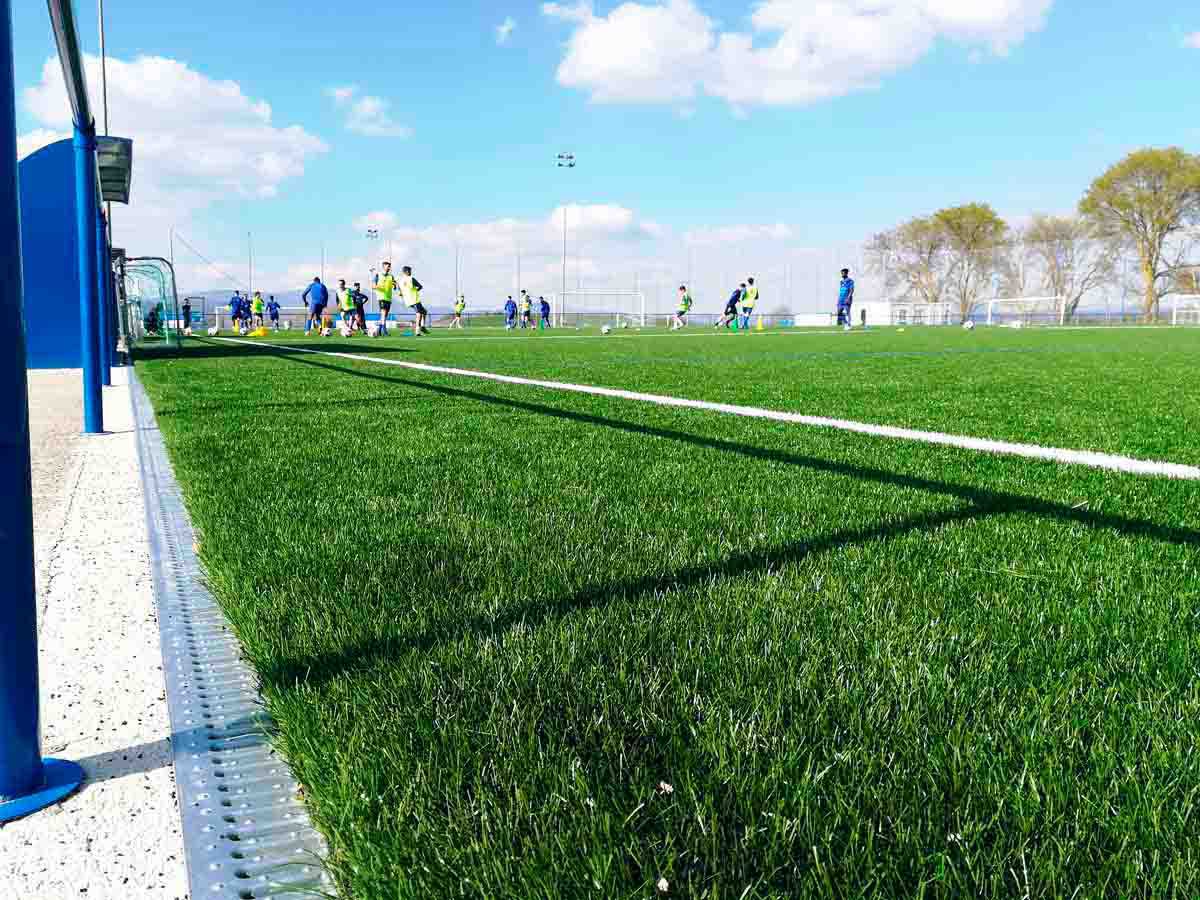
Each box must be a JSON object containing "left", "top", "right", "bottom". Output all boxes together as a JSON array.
[
  {"left": 364, "top": 328, "right": 869, "bottom": 342},
  {"left": 218, "top": 339, "right": 1200, "bottom": 480}
]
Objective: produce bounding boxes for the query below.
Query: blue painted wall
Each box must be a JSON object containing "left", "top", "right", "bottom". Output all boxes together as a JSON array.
[{"left": 19, "top": 140, "right": 80, "bottom": 368}]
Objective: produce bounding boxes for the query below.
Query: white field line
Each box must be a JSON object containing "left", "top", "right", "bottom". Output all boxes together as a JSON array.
[
  {"left": 367, "top": 327, "right": 868, "bottom": 342},
  {"left": 218, "top": 339, "right": 1200, "bottom": 480}
]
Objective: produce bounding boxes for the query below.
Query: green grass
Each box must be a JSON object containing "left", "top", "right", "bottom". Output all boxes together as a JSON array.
[{"left": 136, "top": 325, "right": 1200, "bottom": 898}]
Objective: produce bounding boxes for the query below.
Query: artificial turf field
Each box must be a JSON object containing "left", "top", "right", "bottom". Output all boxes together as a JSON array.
[{"left": 136, "top": 325, "right": 1200, "bottom": 899}]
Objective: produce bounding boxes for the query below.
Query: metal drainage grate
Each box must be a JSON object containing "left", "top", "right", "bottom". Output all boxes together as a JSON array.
[{"left": 132, "top": 372, "right": 334, "bottom": 899}]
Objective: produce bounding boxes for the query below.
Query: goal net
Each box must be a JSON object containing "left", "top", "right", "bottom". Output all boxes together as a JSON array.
[
  {"left": 984, "top": 296, "right": 1065, "bottom": 327},
  {"left": 553, "top": 291, "right": 645, "bottom": 329},
  {"left": 1172, "top": 297, "right": 1200, "bottom": 325}
]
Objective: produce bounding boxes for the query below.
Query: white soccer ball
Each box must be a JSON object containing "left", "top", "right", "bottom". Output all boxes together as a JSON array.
[
  {"left": 619, "top": 321, "right": 629, "bottom": 329},
  {"left": 283, "top": 320, "right": 293, "bottom": 331},
  {"left": 367, "top": 323, "right": 380, "bottom": 337},
  {"left": 207, "top": 326, "right": 219, "bottom": 336},
  {"left": 963, "top": 320, "right": 976, "bottom": 331},
  {"left": 320, "top": 327, "right": 331, "bottom": 337},
  {"left": 601, "top": 325, "right": 612, "bottom": 335}
]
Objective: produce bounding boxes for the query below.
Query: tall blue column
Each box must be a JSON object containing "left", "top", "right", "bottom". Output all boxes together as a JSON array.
[
  {"left": 0, "top": 0, "right": 83, "bottom": 822},
  {"left": 74, "top": 122, "right": 102, "bottom": 432},
  {"left": 95, "top": 209, "right": 110, "bottom": 386}
]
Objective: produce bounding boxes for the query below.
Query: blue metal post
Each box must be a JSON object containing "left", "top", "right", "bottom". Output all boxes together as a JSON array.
[
  {"left": 95, "top": 209, "right": 110, "bottom": 385},
  {"left": 0, "top": 0, "right": 83, "bottom": 822},
  {"left": 74, "top": 121, "right": 102, "bottom": 431}
]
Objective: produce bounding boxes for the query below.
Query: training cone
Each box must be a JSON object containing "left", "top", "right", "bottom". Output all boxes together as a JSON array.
[
  {"left": 249, "top": 327, "right": 269, "bottom": 337},
  {"left": 755, "top": 317, "right": 764, "bottom": 332}
]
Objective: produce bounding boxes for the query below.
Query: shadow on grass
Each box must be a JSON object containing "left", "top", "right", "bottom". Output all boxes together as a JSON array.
[
  {"left": 135, "top": 337, "right": 415, "bottom": 362},
  {"left": 261, "top": 504, "right": 990, "bottom": 689},
  {"left": 271, "top": 351, "right": 1200, "bottom": 549}
]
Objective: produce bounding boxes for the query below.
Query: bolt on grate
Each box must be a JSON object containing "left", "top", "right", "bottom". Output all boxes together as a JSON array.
[{"left": 131, "top": 372, "right": 334, "bottom": 899}]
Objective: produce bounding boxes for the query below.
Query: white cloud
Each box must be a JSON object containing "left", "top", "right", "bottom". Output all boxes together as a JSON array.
[
  {"left": 1184, "top": 32, "right": 1200, "bottom": 49},
  {"left": 353, "top": 210, "right": 401, "bottom": 233},
  {"left": 496, "top": 16, "right": 517, "bottom": 44},
  {"left": 16, "top": 127, "right": 68, "bottom": 159},
  {"left": 19, "top": 54, "right": 327, "bottom": 259},
  {"left": 684, "top": 223, "right": 794, "bottom": 244},
  {"left": 542, "top": 2, "right": 594, "bottom": 24},
  {"left": 327, "top": 85, "right": 412, "bottom": 138},
  {"left": 544, "top": 0, "right": 1054, "bottom": 109}
]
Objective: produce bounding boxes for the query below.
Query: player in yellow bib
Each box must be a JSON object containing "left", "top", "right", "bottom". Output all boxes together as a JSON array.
[
  {"left": 518, "top": 290, "right": 532, "bottom": 329},
  {"left": 670, "top": 284, "right": 692, "bottom": 330},
  {"left": 740, "top": 277, "right": 759, "bottom": 331},
  {"left": 450, "top": 295, "right": 466, "bottom": 329},
  {"left": 251, "top": 291, "right": 265, "bottom": 328},
  {"left": 336, "top": 279, "right": 356, "bottom": 334},
  {"left": 400, "top": 266, "right": 429, "bottom": 335},
  {"left": 374, "top": 261, "right": 396, "bottom": 336}
]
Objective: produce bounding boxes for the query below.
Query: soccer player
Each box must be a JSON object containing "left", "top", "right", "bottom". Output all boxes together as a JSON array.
[
  {"left": 504, "top": 295, "right": 517, "bottom": 330},
  {"left": 266, "top": 295, "right": 280, "bottom": 329},
  {"left": 352, "top": 282, "right": 369, "bottom": 331},
  {"left": 716, "top": 283, "right": 743, "bottom": 329},
  {"left": 671, "top": 285, "right": 692, "bottom": 330},
  {"left": 451, "top": 294, "right": 466, "bottom": 329},
  {"left": 374, "top": 261, "right": 396, "bottom": 336},
  {"left": 740, "top": 277, "right": 759, "bottom": 331},
  {"left": 539, "top": 296, "right": 551, "bottom": 329},
  {"left": 519, "top": 290, "right": 532, "bottom": 329},
  {"left": 251, "top": 291, "right": 265, "bottom": 328},
  {"left": 837, "top": 268, "right": 855, "bottom": 330},
  {"left": 181, "top": 299, "right": 192, "bottom": 334},
  {"left": 400, "top": 265, "right": 428, "bottom": 335},
  {"left": 301, "top": 277, "right": 329, "bottom": 335},
  {"left": 336, "top": 279, "right": 356, "bottom": 333},
  {"left": 228, "top": 291, "right": 242, "bottom": 331}
]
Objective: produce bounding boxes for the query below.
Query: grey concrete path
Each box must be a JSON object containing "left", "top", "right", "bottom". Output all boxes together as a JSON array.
[{"left": 0, "top": 368, "right": 189, "bottom": 900}]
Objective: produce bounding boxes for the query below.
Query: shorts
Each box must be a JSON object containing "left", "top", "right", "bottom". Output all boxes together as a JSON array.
[
  {"left": 506, "top": 314, "right": 516, "bottom": 324},
  {"left": 309, "top": 303, "right": 322, "bottom": 317},
  {"left": 379, "top": 301, "right": 392, "bottom": 313},
  {"left": 411, "top": 302, "right": 427, "bottom": 315},
  {"left": 269, "top": 312, "right": 279, "bottom": 321}
]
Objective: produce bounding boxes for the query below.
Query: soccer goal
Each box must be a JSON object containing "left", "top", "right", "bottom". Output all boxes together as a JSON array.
[
  {"left": 984, "top": 296, "right": 1066, "bottom": 327},
  {"left": 553, "top": 291, "right": 646, "bottom": 329},
  {"left": 1171, "top": 297, "right": 1200, "bottom": 325}
]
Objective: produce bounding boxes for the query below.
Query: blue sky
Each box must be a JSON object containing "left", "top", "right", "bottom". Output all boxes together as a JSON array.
[{"left": 12, "top": 1, "right": 1200, "bottom": 310}]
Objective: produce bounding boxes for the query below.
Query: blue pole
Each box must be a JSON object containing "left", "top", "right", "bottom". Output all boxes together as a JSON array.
[
  {"left": 95, "top": 208, "right": 110, "bottom": 385},
  {"left": 74, "top": 121, "right": 102, "bottom": 432},
  {"left": 0, "top": 0, "right": 83, "bottom": 822}
]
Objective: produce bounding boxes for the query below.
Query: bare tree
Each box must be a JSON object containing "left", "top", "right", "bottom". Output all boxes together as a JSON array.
[
  {"left": 866, "top": 216, "right": 947, "bottom": 306},
  {"left": 1024, "top": 215, "right": 1118, "bottom": 321},
  {"left": 997, "top": 225, "right": 1036, "bottom": 298}
]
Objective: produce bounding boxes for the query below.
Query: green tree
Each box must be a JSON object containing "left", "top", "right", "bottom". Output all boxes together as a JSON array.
[
  {"left": 1079, "top": 147, "right": 1200, "bottom": 320},
  {"left": 933, "top": 203, "right": 1008, "bottom": 322},
  {"left": 1025, "top": 214, "right": 1118, "bottom": 321}
]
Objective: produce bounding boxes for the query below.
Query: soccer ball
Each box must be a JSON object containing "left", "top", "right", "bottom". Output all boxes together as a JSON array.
[
  {"left": 963, "top": 320, "right": 976, "bottom": 331},
  {"left": 283, "top": 320, "right": 293, "bottom": 331},
  {"left": 207, "top": 326, "right": 219, "bottom": 336},
  {"left": 320, "top": 327, "right": 332, "bottom": 337},
  {"left": 367, "top": 323, "right": 380, "bottom": 337},
  {"left": 619, "top": 321, "right": 629, "bottom": 329},
  {"left": 601, "top": 325, "right": 612, "bottom": 335}
]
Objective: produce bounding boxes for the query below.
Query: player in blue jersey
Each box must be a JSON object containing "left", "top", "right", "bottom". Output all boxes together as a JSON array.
[
  {"left": 539, "top": 296, "right": 552, "bottom": 329},
  {"left": 266, "top": 295, "right": 280, "bottom": 329},
  {"left": 301, "top": 277, "right": 329, "bottom": 334},
  {"left": 837, "top": 268, "right": 855, "bottom": 330},
  {"left": 715, "top": 283, "right": 743, "bottom": 329},
  {"left": 504, "top": 295, "right": 517, "bottom": 330}
]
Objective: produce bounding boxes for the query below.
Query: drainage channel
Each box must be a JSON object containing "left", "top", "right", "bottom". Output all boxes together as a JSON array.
[{"left": 132, "top": 372, "right": 335, "bottom": 899}]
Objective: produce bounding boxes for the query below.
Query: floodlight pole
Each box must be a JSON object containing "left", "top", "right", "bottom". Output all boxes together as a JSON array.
[{"left": 556, "top": 152, "right": 575, "bottom": 303}]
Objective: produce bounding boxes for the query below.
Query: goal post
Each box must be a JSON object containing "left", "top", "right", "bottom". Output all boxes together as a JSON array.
[
  {"left": 1172, "top": 296, "right": 1200, "bottom": 326},
  {"left": 553, "top": 291, "right": 646, "bottom": 329},
  {"left": 985, "top": 296, "right": 1066, "bottom": 327}
]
